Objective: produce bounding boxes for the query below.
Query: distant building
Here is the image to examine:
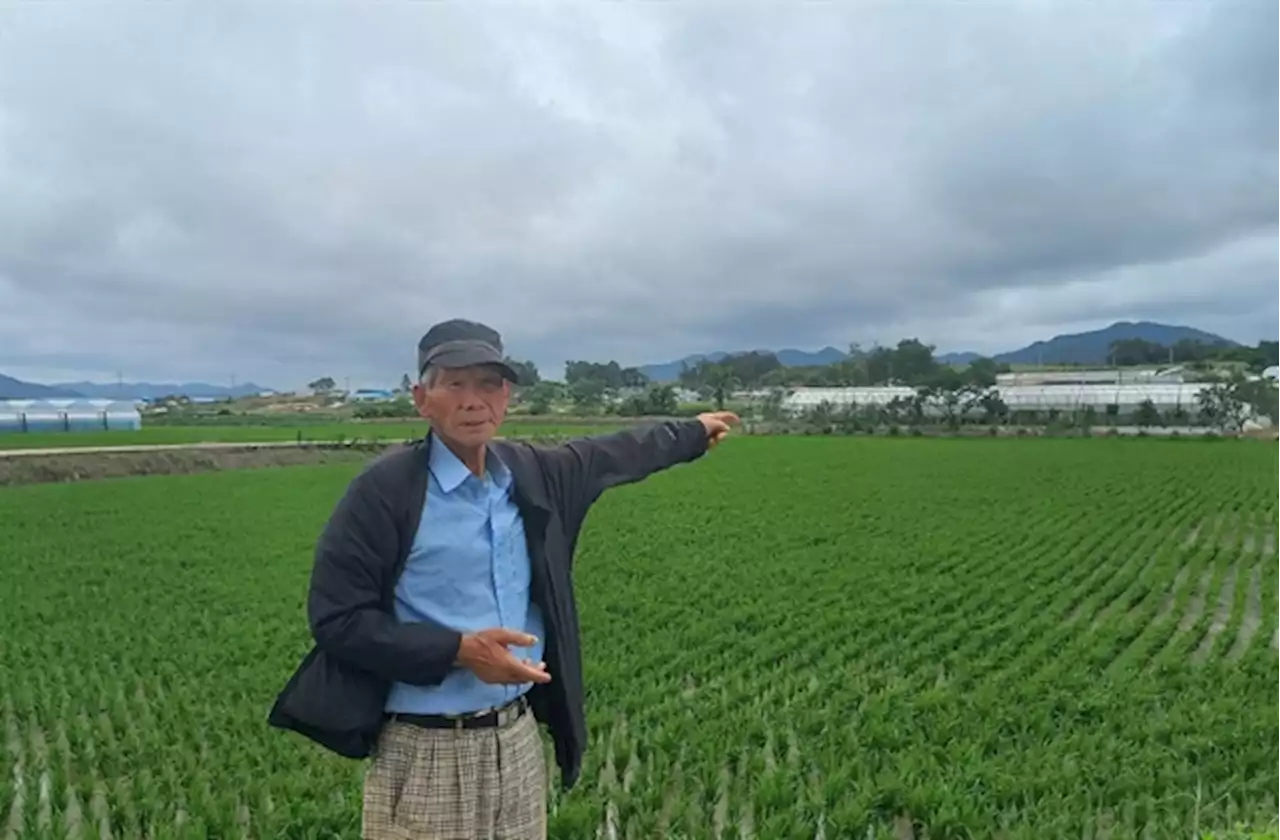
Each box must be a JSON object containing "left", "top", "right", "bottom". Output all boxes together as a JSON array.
[
  {"left": 995, "top": 367, "right": 1186, "bottom": 387},
  {"left": 0, "top": 398, "right": 142, "bottom": 434},
  {"left": 674, "top": 388, "right": 702, "bottom": 404},
  {"left": 351, "top": 388, "right": 396, "bottom": 402},
  {"left": 781, "top": 383, "right": 1211, "bottom": 417}
]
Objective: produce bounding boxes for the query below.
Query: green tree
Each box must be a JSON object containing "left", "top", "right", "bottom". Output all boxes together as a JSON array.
[
  {"left": 703, "top": 365, "right": 741, "bottom": 410},
  {"left": 524, "top": 382, "right": 560, "bottom": 415},
  {"left": 679, "top": 352, "right": 781, "bottom": 390},
  {"left": 803, "top": 400, "right": 837, "bottom": 431},
  {"left": 569, "top": 379, "right": 605, "bottom": 412},
  {"left": 861, "top": 339, "right": 939, "bottom": 386},
  {"left": 1172, "top": 339, "right": 1213, "bottom": 364},
  {"left": 1255, "top": 340, "right": 1279, "bottom": 371},
  {"left": 1109, "top": 338, "right": 1168, "bottom": 366},
  {"left": 620, "top": 367, "right": 649, "bottom": 388},
  {"left": 619, "top": 385, "right": 679, "bottom": 417},
  {"left": 979, "top": 391, "right": 1008, "bottom": 425},
  {"left": 1243, "top": 378, "right": 1280, "bottom": 425},
  {"left": 565, "top": 360, "right": 623, "bottom": 388},
  {"left": 1199, "top": 373, "right": 1278, "bottom": 431},
  {"left": 964, "top": 357, "right": 1007, "bottom": 388},
  {"left": 760, "top": 388, "right": 788, "bottom": 422},
  {"left": 926, "top": 385, "right": 970, "bottom": 430},
  {"left": 504, "top": 358, "right": 540, "bottom": 386},
  {"left": 1196, "top": 381, "right": 1245, "bottom": 431},
  {"left": 1135, "top": 399, "right": 1161, "bottom": 428}
]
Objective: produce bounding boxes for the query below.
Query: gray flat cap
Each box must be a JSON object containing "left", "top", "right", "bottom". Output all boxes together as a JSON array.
[{"left": 417, "top": 318, "right": 521, "bottom": 384}]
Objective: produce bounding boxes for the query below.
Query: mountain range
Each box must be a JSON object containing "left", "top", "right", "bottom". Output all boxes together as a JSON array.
[
  {"left": 0, "top": 321, "right": 1253, "bottom": 398},
  {"left": 975, "top": 321, "right": 1236, "bottom": 366},
  {"left": 0, "top": 374, "right": 84, "bottom": 399},
  {"left": 637, "top": 321, "right": 1242, "bottom": 381},
  {"left": 0, "top": 376, "right": 266, "bottom": 400}
]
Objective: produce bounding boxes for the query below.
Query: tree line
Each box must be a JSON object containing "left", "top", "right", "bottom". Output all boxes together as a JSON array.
[
  {"left": 317, "top": 335, "right": 1277, "bottom": 421},
  {"left": 676, "top": 340, "right": 1007, "bottom": 395},
  {"left": 675, "top": 338, "right": 1277, "bottom": 394},
  {"left": 1107, "top": 338, "right": 1277, "bottom": 368}
]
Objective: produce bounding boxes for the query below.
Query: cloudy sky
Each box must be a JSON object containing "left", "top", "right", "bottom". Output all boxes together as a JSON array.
[{"left": 1, "top": 2, "right": 1275, "bottom": 389}]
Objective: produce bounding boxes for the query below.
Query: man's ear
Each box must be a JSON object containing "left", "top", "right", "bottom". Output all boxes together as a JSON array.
[{"left": 412, "top": 383, "right": 432, "bottom": 420}]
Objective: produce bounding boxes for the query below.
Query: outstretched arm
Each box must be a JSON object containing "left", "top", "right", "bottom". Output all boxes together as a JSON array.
[{"left": 540, "top": 411, "right": 738, "bottom": 514}]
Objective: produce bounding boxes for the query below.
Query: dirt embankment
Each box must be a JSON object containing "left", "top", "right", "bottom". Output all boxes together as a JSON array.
[{"left": 0, "top": 443, "right": 393, "bottom": 487}]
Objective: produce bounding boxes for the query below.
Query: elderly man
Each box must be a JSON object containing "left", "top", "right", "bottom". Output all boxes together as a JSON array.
[{"left": 269, "top": 318, "right": 737, "bottom": 839}]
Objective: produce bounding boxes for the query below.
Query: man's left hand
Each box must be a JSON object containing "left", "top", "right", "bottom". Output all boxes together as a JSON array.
[{"left": 698, "top": 411, "right": 740, "bottom": 448}]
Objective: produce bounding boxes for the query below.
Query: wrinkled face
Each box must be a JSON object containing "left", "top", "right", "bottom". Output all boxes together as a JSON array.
[{"left": 414, "top": 364, "right": 510, "bottom": 447}]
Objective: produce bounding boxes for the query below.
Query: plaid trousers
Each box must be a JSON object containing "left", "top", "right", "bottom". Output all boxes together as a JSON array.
[{"left": 362, "top": 707, "right": 547, "bottom": 840}]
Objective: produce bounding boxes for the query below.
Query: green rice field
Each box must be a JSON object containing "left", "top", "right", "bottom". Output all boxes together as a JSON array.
[{"left": 1, "top": 436, "right": 1276, "bottom": 838}]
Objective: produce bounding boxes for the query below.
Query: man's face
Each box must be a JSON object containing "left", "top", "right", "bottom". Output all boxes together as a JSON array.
[{"left": 414, "top": 364, "right": 511, "bottom": 447}]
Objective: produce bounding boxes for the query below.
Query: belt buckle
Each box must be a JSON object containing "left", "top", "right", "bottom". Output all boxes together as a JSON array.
[
  {"left": 452, "top": 703, "right": 497, "bottom": 731},
  {"left": 448, "top": 696, "right": 523, "bottom": 731}
]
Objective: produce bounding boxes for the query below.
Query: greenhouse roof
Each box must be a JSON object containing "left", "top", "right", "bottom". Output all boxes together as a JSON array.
[
  {"left": 0, "top": 398, "right": 142, "bottom": 412},
  {"left": 780, "top": 383, "right": 1214, "bottom": 408}
]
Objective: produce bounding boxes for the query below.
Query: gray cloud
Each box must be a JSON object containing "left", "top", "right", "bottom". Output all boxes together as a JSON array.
[{"left": 0, "top": 1, "right": 1274, "bottom": 388}]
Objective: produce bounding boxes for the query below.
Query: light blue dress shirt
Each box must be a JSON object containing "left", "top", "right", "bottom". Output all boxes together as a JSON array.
[{"left": 384, "top": 435, "right": 545, "bottom": 715}]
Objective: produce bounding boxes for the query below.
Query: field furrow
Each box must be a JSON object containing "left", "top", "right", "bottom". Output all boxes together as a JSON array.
[
  {"left": 1197, "top": 562, "right": 1242, "bottom": 664},
  {"left": 967, "top": 494, "right": 1198, "bottom": 686},
  {"left": 1269, "top": 571, "right": 1280, "bottom": 655},
  {"left": 1225, "top": 564, "right": 1264, "bottom": 662}
]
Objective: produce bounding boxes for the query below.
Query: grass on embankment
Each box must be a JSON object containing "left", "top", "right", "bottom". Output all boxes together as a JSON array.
[{"left": 0, "top": 417, "right": 634, "bottom": 450}]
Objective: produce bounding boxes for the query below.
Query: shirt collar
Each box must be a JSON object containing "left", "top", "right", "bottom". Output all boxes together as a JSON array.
[{"left": 428, "top": 434, "right": 511, "bottom": 493}]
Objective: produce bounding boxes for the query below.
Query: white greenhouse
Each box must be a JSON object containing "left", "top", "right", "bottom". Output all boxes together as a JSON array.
[
  {"left": 995, "top": 367, "right": 1187, "bottom": 387},
  {"left": 784, "top": 387, "right": 919, "bottom": 410},
  {"left": 996, "top": 384, "right": 1209, "bottom": 413},
  {"left": 780, "top": 384, "right": 1213, "bottom": 417},
  {"left": 0, "top": 399, "right": 143, "bottom": 435}
]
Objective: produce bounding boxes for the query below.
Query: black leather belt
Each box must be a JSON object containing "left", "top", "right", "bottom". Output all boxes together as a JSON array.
[{"left": 387, "top": 695, "right": 528, "bottom": 731}]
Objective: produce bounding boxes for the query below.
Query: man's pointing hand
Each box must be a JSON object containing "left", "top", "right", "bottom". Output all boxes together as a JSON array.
[
  {"left": 455, "top": 628, "right": 552, "bottom": 685},
  {"left": 698, "top": 411, "right": 740, "bottom": 448}
]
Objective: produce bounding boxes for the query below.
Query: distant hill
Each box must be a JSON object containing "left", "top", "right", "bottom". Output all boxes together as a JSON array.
[
  {"left": 775, "top": 346, "right": 848, "bottom": 367},
  {"left": 637, "top": 321, "right": 1242, "bottom": 381},
  {"left": 0, "top": 374, "right": 84, "bottom": 399},
  {"left": 52, "top": 381, "right": 268, "bottom": 400},
  {"left": 640, "top": 346, "right": 847, "bottom": 382},
  {"left": 936, "top": 351, "right": 982, "bottom": 365},
  {"left": 993, "top": 321, "right": 1237, "bottom": 366}
]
